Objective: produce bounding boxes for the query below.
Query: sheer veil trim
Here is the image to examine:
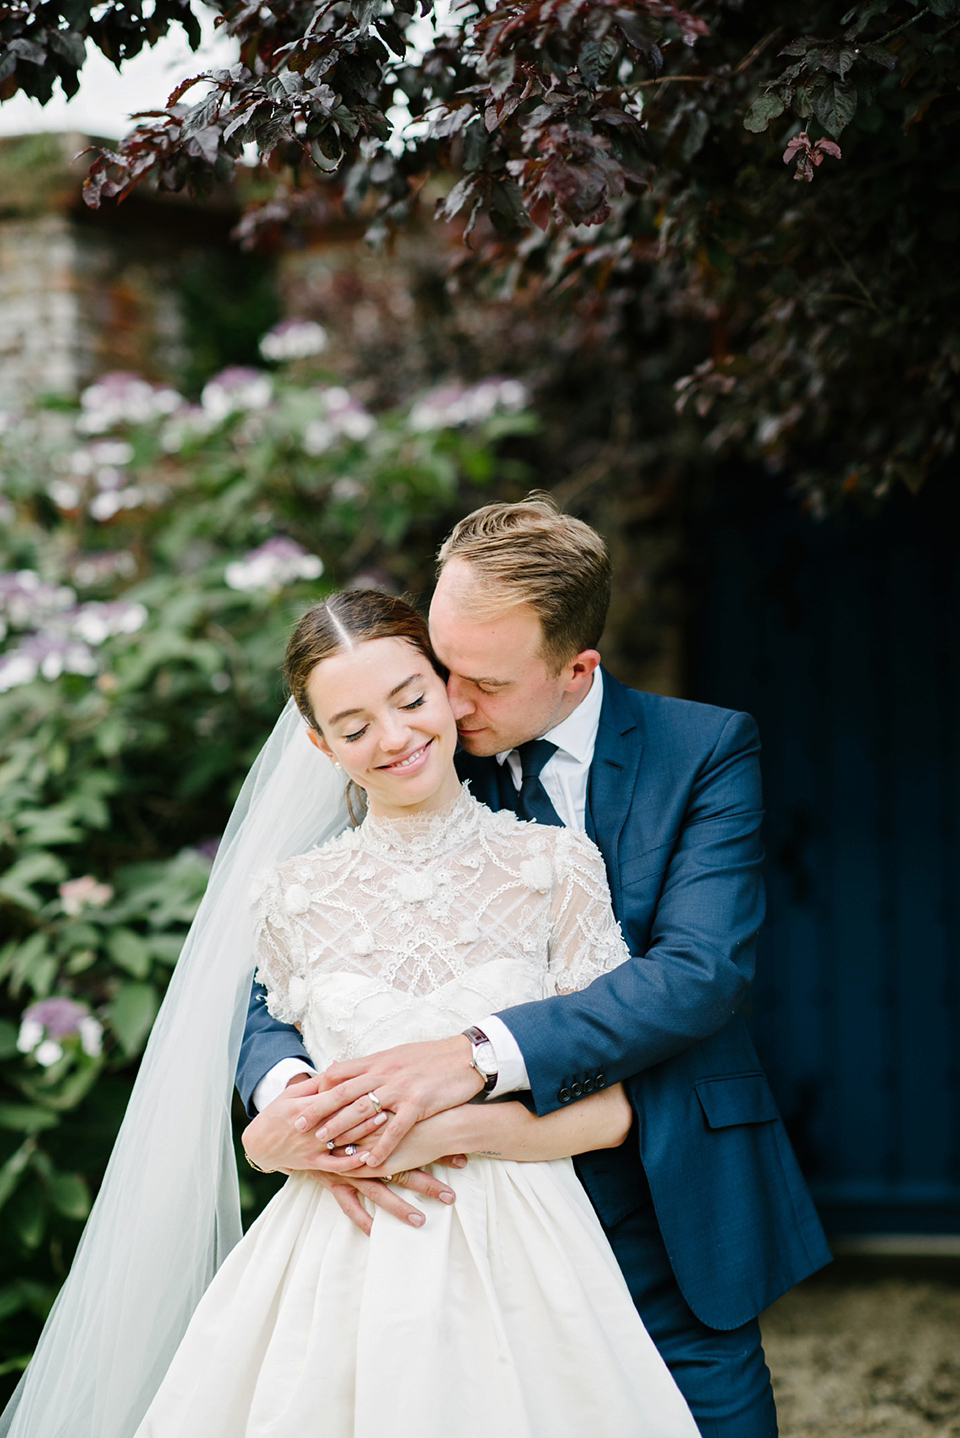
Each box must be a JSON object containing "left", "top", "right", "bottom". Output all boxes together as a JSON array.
[{"left": 0, "top": 700, "right": 349, "bottom": 1438}]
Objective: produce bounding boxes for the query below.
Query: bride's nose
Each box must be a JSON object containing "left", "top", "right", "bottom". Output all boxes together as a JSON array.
[{"left": 378, "top": 712, "right": 412, "bottom": 753}]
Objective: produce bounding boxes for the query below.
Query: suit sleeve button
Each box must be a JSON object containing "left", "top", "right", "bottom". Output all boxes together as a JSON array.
[
  {"left": 582, "top": 1078, "right": 596, "bottom": 1094},
  {"left": 558, "top": 1087, "right": 572, "bottom": 1103},
  {"left": 595, "top": 1074, "right": 607, "bottom": 1089},
  {"left": 570, "top": 1082, "right": 583, "bottom": 1098}
]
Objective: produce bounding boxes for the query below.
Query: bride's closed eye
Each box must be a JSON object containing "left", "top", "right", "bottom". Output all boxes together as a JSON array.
[{"left": 343, "top": 696, "right": 426, "bottom": 742}]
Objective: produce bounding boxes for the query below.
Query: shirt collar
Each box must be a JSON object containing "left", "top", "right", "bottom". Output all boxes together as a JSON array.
[{"left": 495, "top": 667, "right": 604, "bottom": 766}]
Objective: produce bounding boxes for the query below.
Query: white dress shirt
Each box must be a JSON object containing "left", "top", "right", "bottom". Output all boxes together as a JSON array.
[
  {"left": 480, "top": 668, "right": 604, "bottom": 1096},
  {"left": 252, "top": 671, "right": 605, "bottom": 1112}
]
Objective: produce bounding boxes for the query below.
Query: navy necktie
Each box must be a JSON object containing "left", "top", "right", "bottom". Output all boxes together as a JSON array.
[{"left": 514, "top": 739, "right": 563, "bottom": 827}]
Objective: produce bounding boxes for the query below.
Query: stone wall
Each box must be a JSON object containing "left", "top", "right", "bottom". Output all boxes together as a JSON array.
[{"left": 0, "top": 133, "right": 236, "bottom": 408}]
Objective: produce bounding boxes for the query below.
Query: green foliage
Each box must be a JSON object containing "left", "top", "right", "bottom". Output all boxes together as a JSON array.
[
  {"left": 176, "top": 251, "right": 283, "bottom": 398},
  {"left": 0, "top": 350, "right": 532, "bottom": 1386},
  {"left": 2, "top": 4, "right": 959, "bottom": 509},
  {"left": 5, "top": 3, "right": 957, "bottom": 512}
]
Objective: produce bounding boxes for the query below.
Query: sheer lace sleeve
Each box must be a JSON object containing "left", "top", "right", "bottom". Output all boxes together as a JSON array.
[
  {"left": 546, "top": 831, "right": 630, "bottom": 994},
  {"left": 250, "top": 867, "right": 311, "bottom": 1027}
]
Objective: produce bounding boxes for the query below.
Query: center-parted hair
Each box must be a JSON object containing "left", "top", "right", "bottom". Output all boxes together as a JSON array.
[
  {"left": 436, "top": 495, "right": 611, "bottom": 671},
  {"left": 284, "top": 590, "right": 443, "bottom": 731}
]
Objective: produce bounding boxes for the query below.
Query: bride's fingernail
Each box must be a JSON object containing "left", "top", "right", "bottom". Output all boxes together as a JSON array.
[
  {"left": 452, "top": 1156, "right": 467, "bottom": 1168},
  {"left": 356, "top": 1151, "right": 371, "bottom": 1162},
  {"left": 294, "top": 1117, "right": 308, "bottom": 1132},
  {"left": 439, "top": 1190, "right": 455, "bottom": 1204},
  {"left": 407, "top": 1213, "right": 425, "bottom": 1227},
  {"left": 316, "top": 1126, "right": 328, "bottom": 1141},
  {"left": 374, "top": 1112, "right": 388, "bottom": 1125}
]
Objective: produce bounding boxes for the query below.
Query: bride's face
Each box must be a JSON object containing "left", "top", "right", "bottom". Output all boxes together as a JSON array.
[{"left": 304, "top": 636, "right": 461, "bottom": 819}]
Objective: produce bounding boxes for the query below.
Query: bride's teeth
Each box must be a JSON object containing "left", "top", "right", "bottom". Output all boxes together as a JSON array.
[{"left": 391, "top": 744, "right": 427, "bottom": 770}]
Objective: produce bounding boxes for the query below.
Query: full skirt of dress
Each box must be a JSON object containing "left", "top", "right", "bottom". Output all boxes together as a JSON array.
[{"left": 135, "top": 1155, "right": 698, "bottom": 1438}]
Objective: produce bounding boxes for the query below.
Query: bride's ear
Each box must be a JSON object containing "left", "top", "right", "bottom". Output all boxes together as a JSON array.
[{"left": 306, "top": 726, "right": 336, "bottom": 763}]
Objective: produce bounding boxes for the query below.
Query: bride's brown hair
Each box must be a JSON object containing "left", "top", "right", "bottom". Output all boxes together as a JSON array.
[{"left": 284, "top": 591, "right": 446, "bottom": 822}]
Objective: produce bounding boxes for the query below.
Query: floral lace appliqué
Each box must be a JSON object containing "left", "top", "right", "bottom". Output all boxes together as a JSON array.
[{"left": 252, "top": 788, "right": 629, "bottom": 1068}]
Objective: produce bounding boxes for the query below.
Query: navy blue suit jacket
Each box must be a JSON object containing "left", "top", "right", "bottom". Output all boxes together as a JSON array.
[{"left": 237, "top": 670, "right": 830, "bottom": 1329}]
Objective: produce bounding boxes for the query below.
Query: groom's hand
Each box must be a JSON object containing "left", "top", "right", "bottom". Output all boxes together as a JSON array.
[
  {"left": 287, "top": 1036, "right": 485, "bottom": 1168},
  {"left": 311, "top": 1170, "right": 456, "bottom": 1235}
]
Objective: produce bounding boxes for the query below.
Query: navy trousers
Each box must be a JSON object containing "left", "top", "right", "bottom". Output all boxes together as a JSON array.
[{"left": 603, "top": 1203, "right": 778, "bottom": 1438}]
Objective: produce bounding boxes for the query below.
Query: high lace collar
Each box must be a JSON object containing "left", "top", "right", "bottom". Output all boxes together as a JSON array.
[{"left": 359, "top": 784, "right": 480, "bottom": 858}]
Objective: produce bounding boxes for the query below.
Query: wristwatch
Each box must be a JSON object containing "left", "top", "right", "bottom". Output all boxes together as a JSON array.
[{"left": 463, "top": 1025, "right": 498, "bottom": 1096}]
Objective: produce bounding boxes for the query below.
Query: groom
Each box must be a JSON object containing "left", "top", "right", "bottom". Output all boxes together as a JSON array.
[{"left": 239, "top": 497, "right": 830, "bottom": 1435}]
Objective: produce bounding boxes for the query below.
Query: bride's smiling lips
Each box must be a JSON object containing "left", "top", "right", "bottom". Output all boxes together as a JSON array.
[{"left": 376, "top": 739, "right": 434, "bottom": 775}]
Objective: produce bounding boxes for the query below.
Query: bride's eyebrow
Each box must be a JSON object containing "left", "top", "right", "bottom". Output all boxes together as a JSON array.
[{"left": 329, "top": 673, "right": 424, "bottom": 726}]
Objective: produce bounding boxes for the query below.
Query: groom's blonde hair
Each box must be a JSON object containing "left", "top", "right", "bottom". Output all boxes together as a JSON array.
[{"left": 436, "top": 495, "right": 611, "bottom": 671}]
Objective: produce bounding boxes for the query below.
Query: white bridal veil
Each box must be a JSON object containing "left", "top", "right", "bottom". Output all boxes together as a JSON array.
[{"left": 0, "top": 700, "right": 348, "bottom": 1438}]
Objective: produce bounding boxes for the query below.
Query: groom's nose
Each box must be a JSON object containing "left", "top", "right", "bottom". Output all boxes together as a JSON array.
[{"left": 445, "top": 675, "right": 475, "bottom": 721}]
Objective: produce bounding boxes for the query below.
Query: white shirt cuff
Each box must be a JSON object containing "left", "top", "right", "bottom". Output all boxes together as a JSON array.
[
  {"left": 478, "top": 1014, "right": 530, "bottom": 1097},
  {"left": 251, "top": 1057, "right": 318, "bottom": 1113}
]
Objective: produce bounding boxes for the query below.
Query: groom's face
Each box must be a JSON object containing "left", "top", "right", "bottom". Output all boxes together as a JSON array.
[{"left": 429, "top": 559, "right": 596, "bottom": 757}]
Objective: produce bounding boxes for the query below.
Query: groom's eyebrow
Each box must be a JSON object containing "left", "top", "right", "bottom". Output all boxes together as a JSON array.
[{"left": 329, "top": 674, "right": 423, "bottom": 725}]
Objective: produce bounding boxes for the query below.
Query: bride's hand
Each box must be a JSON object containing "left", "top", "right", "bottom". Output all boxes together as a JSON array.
[
  {"left": 283, "top": 1035, "right": 484, "bottom": 1167},
  {"left": 320, "top": 1110, "right": 470, "bottom": 1180},
  {"left": 242, "top": 1077, "right": 461, "bottom": 1233}
]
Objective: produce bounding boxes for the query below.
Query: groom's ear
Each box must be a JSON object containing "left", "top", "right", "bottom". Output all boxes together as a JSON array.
[{"left": 563, "top": 650, "right": 601, "bottom": 692}]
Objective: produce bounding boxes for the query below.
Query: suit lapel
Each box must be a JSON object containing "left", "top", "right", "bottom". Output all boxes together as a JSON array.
[
  {"left": 457, "top": 670, "right": 646, "bottom": 890},
  {"left": 586, "top": 670, "right": 644, "bottom": 911}
]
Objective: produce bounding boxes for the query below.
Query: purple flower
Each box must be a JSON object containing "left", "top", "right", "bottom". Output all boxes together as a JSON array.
[
  {"left": 225, "top": 537, "right": 323, "bottom": 595},
  {"left": 201, "top": 368, "right": 273, "bottom": 422},
  {"left": 0, "top": 571, "right": 75, "bottom": 630},
  {"left": 260, "top": 319, "right": 328, "bottom": 362},
  {"left": 408, "top": 378, "right": 527, "bottom": 432},
  {"left": 70, "top": 600, "right": 147, "bottom": 646},
  {"left": 0, "top": 632, "right": 98, "bottom": 691},
  {"left": 302, "top": 387, "right": 374, "bottom": 454},
  {"left": 78, "top": 373, "right": 182, "bottom": 434},
  {"left": 22, "top": 997, "right": 89, "bottom": 1039},
  {"left": 18, "top": 998, "right": 104, "bottom": 1064}
]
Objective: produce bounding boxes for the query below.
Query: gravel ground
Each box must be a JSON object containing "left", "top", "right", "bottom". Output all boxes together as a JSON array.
[{"left": 761, "top": 1270, "right": 960, "bottom": 1437}]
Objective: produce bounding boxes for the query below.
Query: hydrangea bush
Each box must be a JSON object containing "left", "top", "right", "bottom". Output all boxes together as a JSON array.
[{"left": 0, "top": 351, "right": 533, "bottom": 1383}]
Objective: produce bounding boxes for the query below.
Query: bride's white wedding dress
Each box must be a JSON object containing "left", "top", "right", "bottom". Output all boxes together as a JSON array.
[{"left": 135, "top": 788, "right": 698, "bottom": 1438}]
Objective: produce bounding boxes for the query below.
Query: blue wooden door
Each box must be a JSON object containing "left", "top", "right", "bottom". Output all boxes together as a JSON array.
[{"left": 691, "top": 478, "right": 960, "bottom": 1234}]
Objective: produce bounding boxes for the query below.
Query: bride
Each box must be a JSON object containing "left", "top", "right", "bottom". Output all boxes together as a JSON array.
[{"left": 1, "top": 590, "right": 697, "bottom": 1438}]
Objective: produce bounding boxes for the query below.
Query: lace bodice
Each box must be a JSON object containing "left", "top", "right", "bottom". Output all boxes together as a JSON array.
[{"left": 252, "top": 787, "right": 629, "bottom": 1069}]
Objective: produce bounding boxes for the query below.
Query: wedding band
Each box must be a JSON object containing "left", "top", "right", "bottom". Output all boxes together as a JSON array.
[
  {"left": 384, "top": 1171, "right": 409, "bottom": 1187},
  {"left": 367, "top": 1091, "right": 383, "bottom": 1115}
]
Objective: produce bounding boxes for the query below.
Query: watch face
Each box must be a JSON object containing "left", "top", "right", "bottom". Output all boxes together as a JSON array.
[{"left": 473, "top": 1041, "right": 497, "bottom": 1077}]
